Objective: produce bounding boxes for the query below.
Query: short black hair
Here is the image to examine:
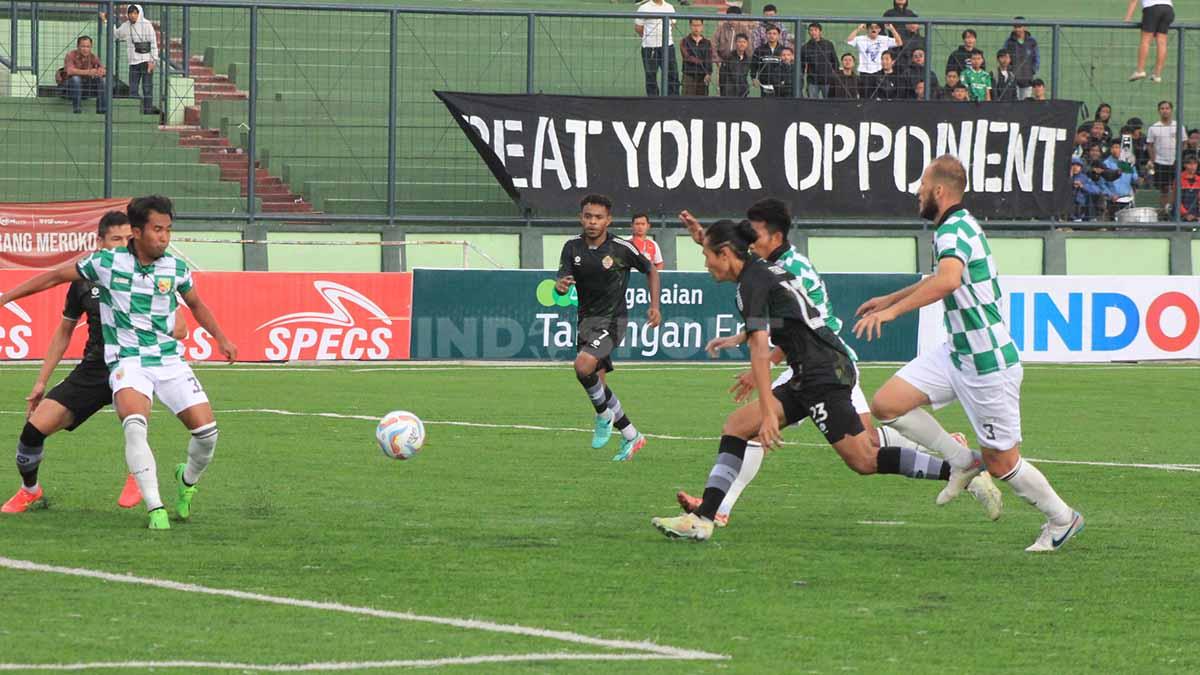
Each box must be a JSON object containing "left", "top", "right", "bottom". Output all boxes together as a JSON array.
[
  {"left": 808, "top": 22, "right": 822, "bottom": 31},
  {"left": 764, "top": 23, "right": 781, "bottom": 34},
  {"left": 745, "top": 198, "right": 791, "bottom": 239},
  {"left": 77, "top": 35, "right": 92, "bottom": 46},
  {"left": 735, "top": 32, "right": 750, "bottom": 42},
  {"left": 1158, "top": 100, "right": 1173, "bottom": 110},
  {"left": 952, "top": 83, "right": 969, "bottom": 91},
  {"left": 726, "top": 6, "right": 742, "bottom": 14},
  {"left": 1077, "top": 123, "right": 1093, "bottom": 134},
  {"left": 126, "top": 195, "right": 174, "bottom": 228},
  {"left": 945, "top": 68, "right": 960, "bottom": 77},
  {"left": 630, "top": 212, "right": 650, "bottom": 224},
  {"left": 97, "top": 210, "right": 129, "bottom": 238},
  {"left": 704, "top": 219, "right": 758, "bottom": 260},
  {"left": 782, "top": 45, "right": 794, "bottom": 53},
  {"left": 962, "top": 29, "right": 977, "bottom": 39},
  {"left": 1108, "top": 138, "right": 1122, "bottom": 147},
  {"left": 762, "top": 3, "right": 777, "bottom": 12},
  {"left": 970, "top": 49, "right": 984, "bottom": 57},
  {"left": 996, "top": 49, "right": 1011, "bottom": 58},
  {"left": 579, "top": 193, "right": 613, "bottom": 212},
  {"left": 841, "top": 52, "right": 855, "bottom": 61},
  {"left": 1031, "top": 78, "right": 1045, "bottom": 87}
]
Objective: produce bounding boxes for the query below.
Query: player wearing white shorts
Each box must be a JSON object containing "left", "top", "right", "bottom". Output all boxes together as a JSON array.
[
  {"left": 854, "top": 156, "right": 1083, "bottom": 552},
  {"left": 674, "top": 199, "right": 1001, "bottom": 526},
  {"left": 0, "top": 195, "right": 238, "bottom": 530}
]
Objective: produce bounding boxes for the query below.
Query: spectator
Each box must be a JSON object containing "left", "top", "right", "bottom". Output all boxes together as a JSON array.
[
  {"left": 102, "top": 4, "right": 158, "bottom": 115},
  {"left": 1125, "top": 0, "right": 1174, "bottom": 82},
  {"left": 751, "top": 4, "right": 791, "bottom": 50},
  {"left": 946, "top": 29, "right": 977, "bottom": 77},
  {"left": 951, "top": 83, "right": 970, "bottom": 102},
  {"left": 1180, "top": 155, "right": 1200, "bottom": 221},
  {"left": 963, "top": 50, "right": 992, "bottom": 102},
  {"left": 56, "top": 35, "right": 108, "bottom": 114},
  {"left": 1003, "top": 17, "right": 1040, "bottom": 100},
  {"left": 1071, "top": 157, "right": 1105, "bottom": 221},
  {"left": 1095, "top": 103, "right": 1115, "bottom": 139},
  {"left": 1028, "top": 78, "right": 1048, "bottom": 101},
  {"left": 895, "top": 21, "right": 927, "bottom": 70},
  {"left": 883, "top": 0, "right": 917, "bottom": 25},
  {"left": 751, "top": 24, "right": 787, "bottom": 97},
  {"left": 778, "top": 46, "right": 796, "bottom": 97},
  {"left": 993, "top": 50, "right": 1018, "bottom": 101},
  {"left": 799, "top": 22, "right": 838, "bottom": 99},
  {"left": 867, "top": 51, "right": 904, "bottom": 100},
  {"left": 913, "top": 79, "right": 927, "bottom": 101},
  {"left": 1184, "top": 128, "right": 1200, "bottom": 156},
  {"left": 1146, "top": 100, "right": 1186, "bottom": 210},
  {"left": 680, "top": 19, "right": 714, "bottom": 96},
  {"left": 1126, "top": 117, "right": 1151, "bottom": 167},
  {"left": 901, "top": 47, "right": 937, "bottom": 99},
  {"left": 938, "top": 69, "right": 961, "bottom": 100},
  {"left": 830, "top": 53, "right": 860, "bottom": 99},
  {"left": 847, "top": 22, "right": 902, "bottom": 98},
  {"left": 635, "top": 0, "right": 680, "bottom": 96},
  {"left": 1089, "top": 120, "right": 1111, "bottom": 147},
  {"left": 1102, "top": 138, "right": 1139, "bottom": 217},
  {"left": 718, "top": 33, "right": 753, "bottom": 97},
  {"left": 713, "top": 7, "right": 756, "bottom": 63},
  {"left": 1073, "top": 126, "right": 1092, "bottom": 158},
  {"left": 629, "top": 214, "right": 665, "bottom": 270}
]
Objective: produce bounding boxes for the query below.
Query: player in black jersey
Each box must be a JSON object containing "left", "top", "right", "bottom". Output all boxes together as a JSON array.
[
  {"left": 651, "top": 220, "right": 953, "bottom": 540},
  {"left": 556, "top": 194, "right": 661, "bottom": 461},
  {"left": 2, "top": 212, "right": 186, "bottom": 514}
]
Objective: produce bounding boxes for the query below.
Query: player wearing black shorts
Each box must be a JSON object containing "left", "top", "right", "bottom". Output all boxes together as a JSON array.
[
  {"left": 2, "top": 211, "right": 183, "bottom": 514},
  {"left": 652, "top": 220, "right": 962, "bottom": 541},
  {"left": 555, "top": 194, "right": 661, "bottom": 461}
]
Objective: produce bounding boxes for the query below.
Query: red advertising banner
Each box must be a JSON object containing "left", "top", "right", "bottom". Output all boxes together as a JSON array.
[
  {"left": 0, "top": 199, "right": 130, "bottom": 269},
  {"left": 0, "top": 271, "right": 412, "bottom": 362}
]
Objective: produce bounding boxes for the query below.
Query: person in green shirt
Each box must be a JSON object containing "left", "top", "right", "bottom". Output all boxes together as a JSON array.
[{"left": 962, "top": 50, "right": 992, "bottom": 101}]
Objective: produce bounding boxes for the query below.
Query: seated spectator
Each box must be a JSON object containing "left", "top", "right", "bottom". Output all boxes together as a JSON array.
[
  {"left": 1071, "top": 157, "right": 1105, "bottom": 221},
  {"left": 946, "top": 29, "right": 977, "bottom": 77},
  {"left": 1089, "top": 119, "right": 1111, "bottom": 147},
  {"left": 752, "top": 4, "right": 791, "bottom": 50},
  {"left": 847, "top": 22, "right": 902, "bottom": 99},
  {"left": 778, "top": 46, "right": 796, "bottom": 97},
  {"left": 1101, "top": 138, "right": 1139, "bottom": 216},
  {"left": 102, "top": 3, "right": 159, "bottom": 115},
  {"left": 1180, "top": 155, "right": 1200, "bottom": 221},
  {"left": 1094, "top": 103, "right": 1115, "bottom": 139},
  {"left": 963, "top": 50, "right": 992, "bottom": 101},
  {"left": 56, "top": 35, "right": 108, "bottom": 114},
  {"left": 680, "top": 19, "right": 714, "bottom": 96},
  {"left": 718, "top": 33, "right": 752, "bottom": 97},
  {"left": 751, "top": 24, "right": 787, "bottom": 96},
  {"left": 830, "top": 52, "right": 860, "bottom": 99},
  {"left": 993, "top": 50, "right": 1018, "bottom": 101},
  {"left": 901, "top": 47, "right": 938, "bottom": 98},
  {"left": 1073, "top": 126, "right": 1092, "bottom": 158},
  {"left": 895, "top": 21, "right": 926, "bottom": 69},
  {"left": 799, "top": 22, "right": 838, "bottom": 99},
  {"left": 951, "top": 83, "right": 970, "bottom": 101},
  {"left": 1028, "top": 78, "right": 1048, "bottom": 101},
  {"left": 867, "top": 51, "right": 904, "bottom": 100},
  {"left": 913, "top": 79, "right": 927, "bottom": 100},
  {"left": 938, "top": 69, "right": 961, "bottom": 100},
  {"left": 1004, "top": 17, "right": 1041, "bottom": 100}
]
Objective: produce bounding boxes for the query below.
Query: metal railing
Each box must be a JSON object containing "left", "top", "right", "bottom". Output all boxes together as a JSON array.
[{"left": 1, "top": 0, "right": 1198, "bottom": 229}]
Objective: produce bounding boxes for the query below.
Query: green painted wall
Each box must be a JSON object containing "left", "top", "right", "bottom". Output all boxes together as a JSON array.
[
  {"left": 990, "top": 238, "right": 1044, "bottom": 275},
  {"left": 676, "top": 235, "right": 706, "bottom": 271},
  {"left": 541, "top": 234, "right": 574, "bottom": 270},
  {"left": 267, "top": 232, "right": 380, "bottom": 272},
  {"left": 405, "top": 233, "right": 518, "bottom": 269},
  {"left": 1193, "top": 239, "right": 1200, "bottom": 275},
  {"left": 1066, "top": 238, "right": 1170, "bottom": 275},
  {"left": 809, "top": 237, "right": 918, "bottom": 273},
  {"left": 172, "top": 231, "right": 243, "bottom": 271}
]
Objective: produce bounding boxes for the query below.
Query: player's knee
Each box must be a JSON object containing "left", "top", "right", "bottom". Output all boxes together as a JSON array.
[
  {"left": 575, "top": 364, "right": 597, "bottom": 385},
  {"left": 20, "top": 422, "right": 47, "bottom": 448},
  {"left": 869, "top": 398, "right": 901, "bottom": 423}
]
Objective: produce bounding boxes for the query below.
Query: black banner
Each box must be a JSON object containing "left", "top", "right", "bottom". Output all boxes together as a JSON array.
[{"left": 436, "top": 91, "right": 1080, "bottom": 219}]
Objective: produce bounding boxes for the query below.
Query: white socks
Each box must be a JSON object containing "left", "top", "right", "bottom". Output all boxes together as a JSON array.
[
  {"left": 123, "top": 415, "right": 162, "bottom": 511},
  {"left": 717, "top": 441, "right": 764, "bottom": 517},
  {"left": 184, "top": 422, "right": 219, "bottom": 486},
  {"left": 884, "top": 408, "right": 976, "bottom": 470},
  {"left": 876, "top": 426, "right": 925, "bottom": 452},
  {"left": 1001, "top": 458, "right": 1073, "bottom": 525}
]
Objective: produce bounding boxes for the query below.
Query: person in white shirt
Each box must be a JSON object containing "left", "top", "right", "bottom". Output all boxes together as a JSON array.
[
  {"left": 846, "top": 22, "right": 902, "bottom": 102},
  {"left": 101, "top": 4, "right": 159, "bottom": 115},
  {"left": 635, "top": 0, "right": 680, "bottom": 96},
  {"left": 1146, "top": 99, "right": 1187, "bottom": 210},
  {"left": 1125, "top": 0, "right": 1174, "bottom": 82}
]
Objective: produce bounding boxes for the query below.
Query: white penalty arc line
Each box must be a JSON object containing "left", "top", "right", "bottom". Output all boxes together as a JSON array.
[{"left": 0, "top": 557, "right": 726, "bottom": 664}]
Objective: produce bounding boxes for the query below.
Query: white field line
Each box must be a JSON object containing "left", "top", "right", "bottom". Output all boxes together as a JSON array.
[
  {"left": 0, "top": 653, "right": 720, "bottom": 671},
  {"left": 0, "top": 557, "right": 727, "bottom": 664}
]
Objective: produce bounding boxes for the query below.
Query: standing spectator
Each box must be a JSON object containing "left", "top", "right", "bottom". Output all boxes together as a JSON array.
[
  {"left": 1125, "top": 0, "right": 1174, "bottom": 82},
  {"left": 1146, "top": 100, "right": 1186, "bottom": 210},
  {"left": 101, "top": 4, "right": 158, "bottom": 115},
  {"left": 962, "top": 50, "right": 992, "bottom": 102},
  {"left": 1179, "top": 155, "right": 1200, "bottom": 221},
  {"left": 847, "top": 23, "right": 902, "bottom": 99},
  {"left": 680, "top": 19, "right": 714, "bottom": 96},
  {"left": 629, "top": 214, "right": 665, "bottom": 270},
  {"left": 992, "top": 50, "right": 1018, "bottom": 101},
  {"left": 751, "top": 4, "right": 791, "bottom": 50},
  {"left": 635, "top": 0, "right": 680, "bottom": 96},
  {"left": 830, "top": 53, "right": 860, "bottom": 99},
  {"left": 778, "top": 47, "right": 796, "bottom": 97},
  {"left": 946, "top": 29, "right": 977, "bottom": 78},
  {"left": 718, "top": 33, "right": 753, "bottom": 97},
  {"left": 867, "top": 51, "right": 904, "bottom": 100},
  {"left": 1126, "top": 117, "right": 1151, "bottom": 168},
  {"left": 1102, "top": 138, "right": 1139, "bottom": 217},
  {"left": 1183, "top": 128, "right": 1200, "bottom": 157},
  {"left": 799, "top": 22, "right": 838, "bottom": 99},
  {"left": 1003, "top": 18, "right": 1040, "bottom": 100},
  {"left": 751, "top": 25, "right": 786, "bottom": 97},
  {"left": 883, "top": 0, "right": 918, "bottom": 42},
  {"left": 938, "top": 69, "right": 961, "bottom": 100},
  {"left": 901, "top": 47, "right": 937, "bottom": 99},
  {"left": 1094, "top": 103, "right": 1115, "bottom": 139},
  {"left": 56, "top": 35, "right": 108, "bottom": 114},
  {"left": 1028, "top": 78, "right": 1048, "bottom": 101},
  {"left": 895, "top": 22, "right": 927, "bottom": 70},
  {"left": 713, "top": 7, "right": 756, "bottom": 63}
]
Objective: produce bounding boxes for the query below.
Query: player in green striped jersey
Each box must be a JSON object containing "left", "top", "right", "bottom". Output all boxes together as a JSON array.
[
  {"left": 674, "top": 200, "right": 1001, "bottom": 527},
  {"left": 854, "top": 155, "right": 1082, "bottom": 552}
]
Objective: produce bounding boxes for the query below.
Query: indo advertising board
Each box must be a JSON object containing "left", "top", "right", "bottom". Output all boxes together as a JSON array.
[
  {"left": 918, "top": 276, "right": 1200, "bottom": 362},
  {"left": 409, "top": 269, "right": 918, "bottom": 362},
  {"left": 0, "top": 271, "right": 412, "bottom": 361}
]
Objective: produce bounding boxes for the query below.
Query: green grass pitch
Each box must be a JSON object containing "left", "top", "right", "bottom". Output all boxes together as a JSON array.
[{"left": 0, "top": 362, "right": 1197, "bottom": 673}]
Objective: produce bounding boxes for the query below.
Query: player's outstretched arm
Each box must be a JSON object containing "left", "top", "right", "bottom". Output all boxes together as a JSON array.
[
  {"left": 678, "top": 210, "right": 705, "bottom": 245},
  {"left": 853, "top": 257, "right": 963, "bottom": 341},
  {"left": 0, "top": 264, "right": 80, "bottom": 309},
  {"left": 28, "top": 317, "right": 79, "bottom": 416},
  {"left": 180, "top": 288, "right": 237, "bottom": 362}
]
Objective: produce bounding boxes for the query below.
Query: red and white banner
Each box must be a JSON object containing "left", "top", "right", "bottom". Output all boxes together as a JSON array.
[
  {"left": 0, "top": 271, "right": 413, "bottom": 362},
  {"left": 0, "top": 199, "right": 129, "bottom": 269}
]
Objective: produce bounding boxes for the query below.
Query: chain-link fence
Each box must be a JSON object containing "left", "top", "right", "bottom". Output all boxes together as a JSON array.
[{"left": 1, "top": 1, "right": 1196, "bottom": 226}]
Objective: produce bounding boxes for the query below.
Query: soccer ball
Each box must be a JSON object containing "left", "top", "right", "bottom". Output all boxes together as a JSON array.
[{"left": 376, "top": 411, "right": 425, "bottom": 460}]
